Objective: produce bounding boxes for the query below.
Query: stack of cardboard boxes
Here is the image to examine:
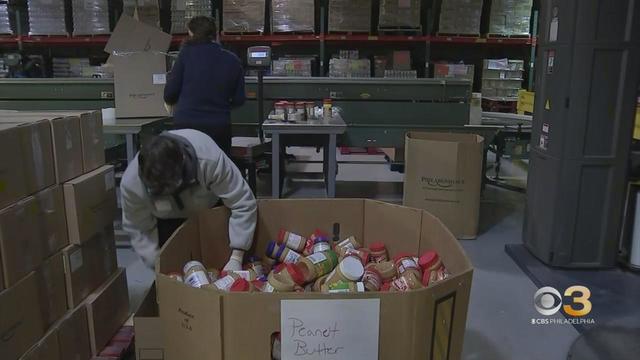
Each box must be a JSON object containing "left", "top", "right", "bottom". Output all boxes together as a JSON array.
[{"left": 0, "top": 110, "right": 129, "bottom": 360}]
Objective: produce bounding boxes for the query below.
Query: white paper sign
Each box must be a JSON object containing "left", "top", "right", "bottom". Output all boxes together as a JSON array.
[{"left": 280, "top": 299, "right": 380, "bottom": 360}]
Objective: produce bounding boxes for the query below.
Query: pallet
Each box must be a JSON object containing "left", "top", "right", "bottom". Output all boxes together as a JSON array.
[
  {"left": 436, "top": 32, "right": 480, "bottom": 38},
  {"left": 487, "top": 33, "right": 532, "bottom": 39},
  {"left": 271, "top": 30, "right": 315, "bottom": 35},
  {"left": 221, "top": 31, "right": 264, "bottom": 36},
  {"left": 378, "top": 26, "right": 422, "bottom": 36},
  {"left": 328, "top": 30, "right": 372, "bottom": 36}
]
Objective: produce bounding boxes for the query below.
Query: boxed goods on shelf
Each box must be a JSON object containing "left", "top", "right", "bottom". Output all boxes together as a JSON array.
[
  {"left": 171, "top": 0, "right": 212, "bottom": 34},
  {"left": 379, "top": 0, "right": 421, "bottom": 30},
  {"left": 437, "top": 0, "right": 483, "bottom": 35},
  {"left": 488, "top": 0, "right": 533, "bottom": 36},
  {"left": 156, "top": 199, "right": 473, "bottom": 360},
  {"left": 124, "top": 0, "right": 161, "bottom": 27},
  {"left": 222, "top": 0, "right": 265, "bottom": 33},
  {"left": 328, "top": 0, "right": 371, "bottom": 33},
  {"left": 434, "top": 63, "right": 475, "bottom": 86},
  {"left": 272, "top": 58, "right": 314, "bottom": 77},
  {"left": 0, "top": 3, "right": 11, "bottom": 34},
  {"left": 329, "top": 58, "right": 371, "bottom": 78},
  {"left": 72, "top": 0, "right": 110, "bottom": 35},
  {"left": 27, "top": 0, "right": 67, "bottom": 35},
  {"left": 271, "top": 0, "right": 314, "bottom": 33},
  {"left": 482, "top": 58, "right": 524, "bottom": 100}
]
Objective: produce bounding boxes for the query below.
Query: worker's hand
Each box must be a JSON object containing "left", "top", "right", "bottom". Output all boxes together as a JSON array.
[{"left": 223, "top": 249, "right": 245, "bottom": 271}]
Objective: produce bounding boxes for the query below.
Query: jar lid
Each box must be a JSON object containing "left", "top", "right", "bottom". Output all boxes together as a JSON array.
[
  {"left": 340, "top": 256, "right": 365, "bottom": 281},
  {"left": 369, "top": 242, "right": 386, "bottom": 252},
  {"left": 183, "top": 261, "right": 204, "bottom": 275},
  {"left": 393, "top": 252, "right": 416, "bottom": 264},
  {"left": 314, "top": 237, "right": 329, "bottom": 244},
  {"left": 418, "top": 251, "right": 440, "bottom": 270},
  {"left": 266, "top": 241, "right": 277, "bottom": 257},
  {"left": 230, "top": 278, "right": 250, "bottom": 292},
  {"left": 273, "top": 263, "right": 286, "bottom": 274},
  {"left": 277, "top": 229, "right": 287, "bottom": 243},
  {"left": 275, "top": 244, "right": 286, "bottom": 260},
  {"left": 286, "top": 264, "right": 305, "bottom": 285}
]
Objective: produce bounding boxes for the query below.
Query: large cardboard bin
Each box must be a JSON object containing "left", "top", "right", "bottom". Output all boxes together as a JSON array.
[{"left": 156, "top": 199, "right": 473, "bottom": 360}]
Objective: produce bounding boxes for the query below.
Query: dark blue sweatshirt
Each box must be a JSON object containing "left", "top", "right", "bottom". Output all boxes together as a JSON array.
[{"left": 164, "top": 42, "right": 246, "bottom": 127}]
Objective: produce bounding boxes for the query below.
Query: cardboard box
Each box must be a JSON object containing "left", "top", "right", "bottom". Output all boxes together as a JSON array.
[
  {"left": 36, "top": 252, "right": 68, "bottom": 329},
  {"left": 0, "top": 110, "right": 104, "bottom": 173},
  {"left": 403, "top": 132, "right": 484, "bottom": 239},
  {"left": 156, "top": 199, "right": 473, "bottom": 360},
  {"left": 105, "top": 15, "right": 172, "bottom": 118},
  {"left": 0, "top": 122, "right": 55, "bottom": 209},
  {"left": 86, "top": 268, "right": 130, "bottom": 356},
  {"left": 19, "top": 327, "right": 61, "bottom": 360},
  {"left": 393, "top": 50, "right": 411, "bottom": 70},
  {"left": 62, "top": 224, "right": 118, "bottom": 308},
  {"left": 63, "top": 165, "right": 117, "bottom": 245},
  {"left": 134, "top": 284, "right": 165, "bottom": 360},
  {"left": 0, "top": 186, "right": 68, "bottom": 287},
  {"left": 34, "top": 186, "right": 69, "bottom": 258},
  {"left": 57, "top": 304, "right": 92, "bottom": 360},
  {"left": 0, "top": 115, "right": 84, "bottom": 183},
  {"left": 0, "top": 272, "right": 45, "bottom": 360}
]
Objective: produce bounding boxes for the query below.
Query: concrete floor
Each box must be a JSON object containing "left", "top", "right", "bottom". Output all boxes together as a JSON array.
[{"left": 117, "top": 147, "right": 580, "bottom": 359}]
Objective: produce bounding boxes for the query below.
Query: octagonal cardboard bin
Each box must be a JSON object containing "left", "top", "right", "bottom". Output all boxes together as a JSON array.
[{"left": 156, "top": 199, "right": 473, "bottom": 360}]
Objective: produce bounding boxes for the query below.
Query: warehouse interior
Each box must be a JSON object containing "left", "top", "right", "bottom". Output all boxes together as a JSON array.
[{"left": 0, "top": 1, "right": 639, "bottom": 360}]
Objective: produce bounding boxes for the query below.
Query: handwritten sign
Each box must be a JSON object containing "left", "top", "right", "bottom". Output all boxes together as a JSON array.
[{"left": 280, "top": 299, "right": 380, "bottom": 360}]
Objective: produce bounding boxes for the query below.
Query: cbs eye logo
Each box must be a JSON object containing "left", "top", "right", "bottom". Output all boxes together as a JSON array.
[{"left": 534, "top": 286, "right": 592, "bottom": 317}]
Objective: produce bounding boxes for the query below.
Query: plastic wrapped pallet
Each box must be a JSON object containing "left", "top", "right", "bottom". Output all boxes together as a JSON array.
[
  {"left": 171, "top": 0, "right": 212, "bottom": 34},
  {"left": 488, "top": 0, "right": 533, "bottom": 36},
  {"left": 328, "top": 0, "right": 371, "bottom": 33},
  {"left": 72, "top": 0, "right": 110, "bottom": 35},
  {"left": 27, "top": 0, "right": 67, "bottom": 35},
  {"left": 124, "top": 0, "right": 161, "bottom": 27},
  {"left": 379, "top": 0, "right": 421, "bottom": 30},
  {"left": 222, "top": 0, "right": 265, "bottom": 34},
  {"left": 0, "top": 3, "right": 11, "bottom": 35},
  {"left": 482, "top": 58, "right": 524, "bottom": 100},
  {"left": 434, "top": 63, "right": 475, "bottom": 86},
  {"left": 329, "top": 59, "right": 371, "bottom": 78},
  {"left": 272, "top": 59, "right": 313, "bottom": 77},
  {"left": 271, "top": 0, "right": 314, "bottom": 33},
  {"left": 438, "top": 0, "right": 483, "bottom": 35}
]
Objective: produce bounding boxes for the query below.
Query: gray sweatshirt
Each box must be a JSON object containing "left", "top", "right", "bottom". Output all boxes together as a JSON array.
[{"left": 120, "top": 129, "right": 257, "bottom": 266}]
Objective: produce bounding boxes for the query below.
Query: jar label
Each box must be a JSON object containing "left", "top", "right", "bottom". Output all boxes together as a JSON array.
[
  {"left": 313, "top": 243, "right": 331, "bottom": 253},
  {"left": 338, "top": 237, "right": 356, "bottom": 249},
  {"left": 399, "top": 259, "right": 419, "bottom": 274},
  {"left": 287, "top": 233, "right": 304, "bottom": 249},
  {"left": 284, "top": 251, "right": 301, "bottom": 264},
  {"left": 185, "top": 271, "right": 210, "bottom": 288},
  {"left": 214, "top": 275, "right": 235, "bottom": 291},
  {"left": 234, "top": 270, "right": 252, "bottom": 281},
  {"left": 363, "top": 270, "right": 381, "bottom": 290},
  {"left": 263, "top": 282, "right": 276, "bottom": 293},
  {"left": 307, "top": 253, "right": 328, "bottom": 264},
  {"left": 392, "top": 276, "right": 410, "bottom": 292}
]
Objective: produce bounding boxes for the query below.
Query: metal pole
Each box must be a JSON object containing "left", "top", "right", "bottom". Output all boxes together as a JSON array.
[{"left": 258, "top": 70, "right": 265, "bottom": 142}]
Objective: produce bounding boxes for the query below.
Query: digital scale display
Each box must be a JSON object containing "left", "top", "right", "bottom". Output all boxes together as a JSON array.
[
  {"left": 251, "top": 52, "right": 268, "bottom": 58},
  {"left": 247, "top": 46, "right": 272, "bottom": 67}
]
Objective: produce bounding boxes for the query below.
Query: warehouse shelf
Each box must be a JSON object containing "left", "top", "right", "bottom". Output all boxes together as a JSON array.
[{"left": 0, "top": 34, "right": 537, "bottom": 47}]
